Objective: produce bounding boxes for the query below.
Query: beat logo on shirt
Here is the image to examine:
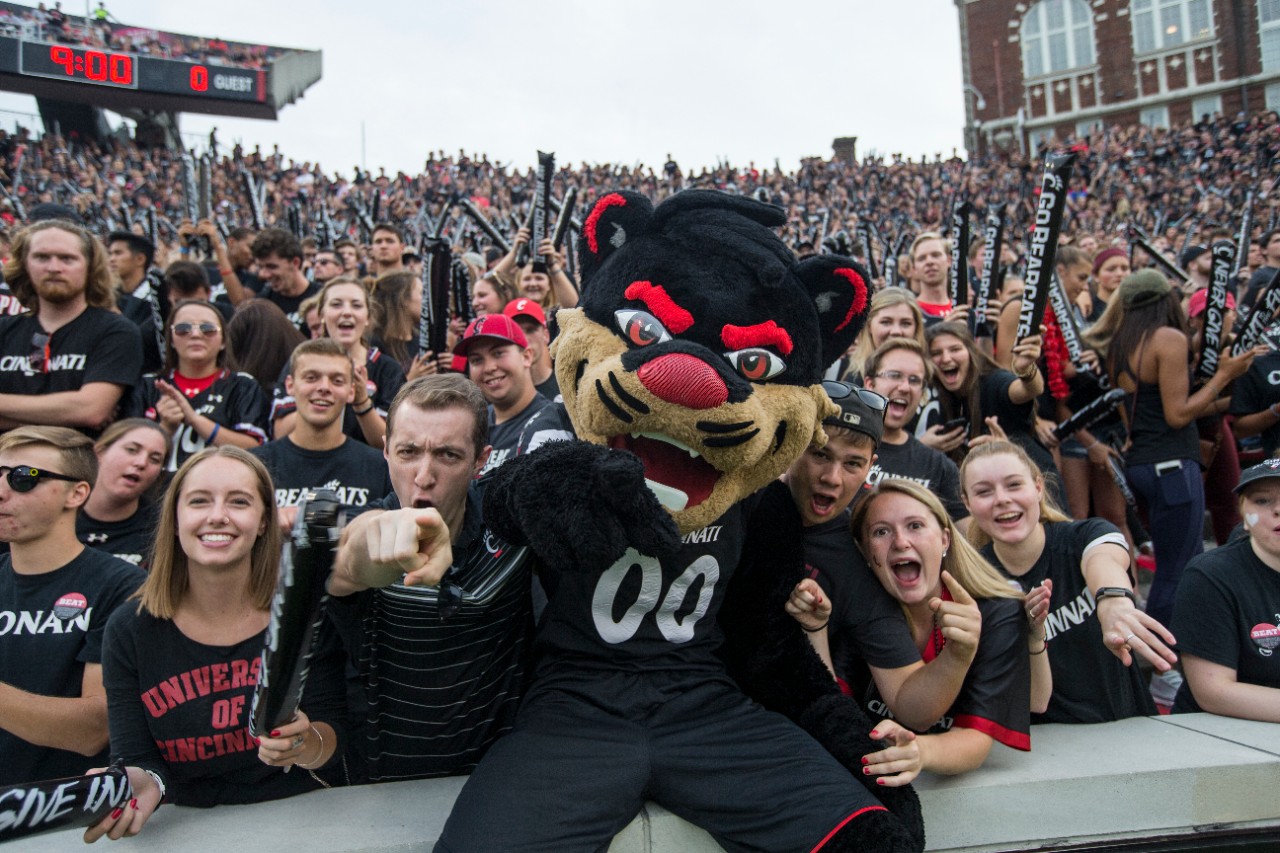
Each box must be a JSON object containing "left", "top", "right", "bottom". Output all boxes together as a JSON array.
[
  {"left": 53, "top": 592, "right": 88, "bottom": 621},
  {"left": 1251, "top": 619, "right": 1280, "bottom": 657}
]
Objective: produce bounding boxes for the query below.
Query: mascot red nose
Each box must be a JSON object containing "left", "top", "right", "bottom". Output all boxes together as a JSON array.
[{"left": 437, "top": 190, "right": 925, "bottom": 853}]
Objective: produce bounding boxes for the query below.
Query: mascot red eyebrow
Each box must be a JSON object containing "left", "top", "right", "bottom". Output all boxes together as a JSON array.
[{"left": 436, "top": 190, "right": 926, "bottom": 853}]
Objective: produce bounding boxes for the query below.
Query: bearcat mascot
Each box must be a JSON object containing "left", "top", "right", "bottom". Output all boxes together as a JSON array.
[{"left": 435, "top": 190, "right": 926, "bottom": 853}]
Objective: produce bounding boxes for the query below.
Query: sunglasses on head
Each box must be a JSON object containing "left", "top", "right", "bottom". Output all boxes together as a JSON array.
[
  {"left": 0, "top": 465, "right": 82, "bottom": 493},
  {"left": 821, "top": 380, "right": 888, "bottom": 412},
  {"left": 29, "top": 331, "right": 50, "bottom": 374},
  {"left": 172, "top": 322, "right": 220, "bottom": 337}
]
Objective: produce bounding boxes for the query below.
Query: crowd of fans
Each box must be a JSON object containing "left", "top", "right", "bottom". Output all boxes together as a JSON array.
[
  {"left": 0, "top": 1, "right": 293, "bottom": 69},
  {"left": 0, "top": 106, "right": 1278, "bottom": 844}
]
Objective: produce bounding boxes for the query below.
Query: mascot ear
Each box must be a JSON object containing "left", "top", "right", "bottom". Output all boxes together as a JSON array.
[
  {"left": 795, "top": 255, "right": 871, "bottom": 370},
  {"left": 578, "top": 191, "right": 653, "bottom": 286}
]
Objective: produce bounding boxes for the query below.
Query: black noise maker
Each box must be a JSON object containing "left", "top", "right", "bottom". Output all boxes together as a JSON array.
[
  {"left": 1016, "top": 151, "right": 1075, "bottom": 346},
  {"left": 949, "top": 200, "right": 973, "bottom": 309},
  {"left": 419, "top": 220, "right": 453, "bottom": 357},
  {"left": 1233, "top": 191, "right": 1254, "bottom": 282},
  {"left": 1052, "top": 388, "right": 1125, "bottom": 442},
  {"left": 460, "top": 198, "right": 511, "bottom": 254},
  {"left": 856, "top": 218, "right": 879, "bottom": 280},
  {"left": 531, "top": 150, "right": 555, "bottom": 273},
  {"left": 180, "top": 151, "right": 209, "bottom": 256},
  {"left": 249, "top": 490, "right": 345, "bottom": 739},
  {"left": 0, "top": 765, "right": 131, "bottom": 842},
  {"left": 241, "top": 168, "right": 265, "bottom": 231},
  {"left": 973, "top": 204, "right": 1005, "bottom": 339},
  {"left": 551, "top": 186, "right": 578, "bottom": 252},
  {"left": 1196, "top": 241, "right": 1235, "bottom": 381},
  {"left": 1047, "top": 272, "right": 1106, "bottom": 388},
  {"left": 1233, "top": 267, "right": 1280, "bottom": 355}
]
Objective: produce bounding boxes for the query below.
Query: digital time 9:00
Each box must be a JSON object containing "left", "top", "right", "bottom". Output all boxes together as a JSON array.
[{"left": 49, "top": 45, "right": 133, "bottom": 85}]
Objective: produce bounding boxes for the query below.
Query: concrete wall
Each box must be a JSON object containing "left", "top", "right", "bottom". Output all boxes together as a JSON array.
[{"left": 13, "top": 714, "right": 1279, "bottom": 852}]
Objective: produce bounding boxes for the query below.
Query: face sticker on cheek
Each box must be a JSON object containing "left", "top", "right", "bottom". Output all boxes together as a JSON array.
[{"left": 1245, "top": 512, "right": 1260, "bottom": 530}]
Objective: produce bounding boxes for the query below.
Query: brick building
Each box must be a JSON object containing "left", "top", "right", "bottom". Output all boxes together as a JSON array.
[{"left": 955, "top": 0, "right": 1280, "bottom": 154}]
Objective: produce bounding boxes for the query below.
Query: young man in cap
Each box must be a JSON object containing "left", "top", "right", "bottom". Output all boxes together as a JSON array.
[
  {"left": 455, "top": 314, "right": 568, "bottom": 477},
  {"left": 781, "top": 383, "right": 975, "bottom": 732},
  {"left": 503, "top": 298, "right": 558, "bottom": 401}
]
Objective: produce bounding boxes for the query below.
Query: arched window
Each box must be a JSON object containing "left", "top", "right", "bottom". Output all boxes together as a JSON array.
[
  {"left": 1132, "top": 0, "right": 1213, "bottom": 53},
  {"left": 1021, "top": 0, "right": 1096, "bottom": 79}
]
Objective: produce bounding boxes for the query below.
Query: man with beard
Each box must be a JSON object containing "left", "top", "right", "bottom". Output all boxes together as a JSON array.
[{"left": 0, "top": 221, "right": 142, "bottom": 434}]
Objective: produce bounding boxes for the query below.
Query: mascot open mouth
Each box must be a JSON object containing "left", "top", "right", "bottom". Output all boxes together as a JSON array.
[{"left": 608, "top": 432, "right": 721, "bottom": 512}]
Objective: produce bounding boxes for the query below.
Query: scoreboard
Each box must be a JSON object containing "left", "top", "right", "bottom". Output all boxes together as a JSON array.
[{"left": 0, "top": 37, "right": 266, "bottom": 103}]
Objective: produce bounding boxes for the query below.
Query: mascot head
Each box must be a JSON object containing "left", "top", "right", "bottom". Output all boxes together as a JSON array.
[{"left": 554, "top": 190, "right": 870, "bottom": 534}]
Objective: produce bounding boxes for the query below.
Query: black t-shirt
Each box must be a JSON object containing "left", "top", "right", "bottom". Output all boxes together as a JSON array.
[
  {"left": 479, "top": 393, "right": 564, "bottom": 478},
  {"left": 258, "top": 280, "right": 320, "bottom": 333},
  {"left": 865, "top": 436, "right": 969, "bottom": 521},
  {"left": 1171, "top": 537, "right": 1280, "bottom": 713},
  {"left": 102, "top": 605, "right": 347, "bottom": 806},
  {"left": 0, "top": 308, "right": 143, "bottom": 427},
  {"left": 535, "top": 371, "right": 562, "bottom": 404},
  {"left": 863, "top": 595, "right": 1031, "bottom": 750},
  {"left": 252, "top": 437, "right": 392, "bottom": 509},
  {"left": 1229, "top": 352, "right": 1280, "bottom": 456},
  {"left": 1242, "top": 265, "right": 1280, "bottom": 316},
  {"left": 326, "top": 488, "right": 536, "bottom": 782},
  {"left": 0, "top": 548, "right": 144, "bottom": 785},
  {"left": 982, "top": 519, "right": 1156, "bottom": 723},
  {"left": 271, "top": 348, "right": 405, "bottom": 447},
  {"left": 129, "top": 369, "right": 270, "bottom": 471},
  {"left": 76, "top": 500, "right": 161, "bottom": 569},
  {"left": 802, "top": 511, "right": 919, "bottom": 697},
  {"left": 978, "top": 370, "right": 1057, "bottom": 477}
]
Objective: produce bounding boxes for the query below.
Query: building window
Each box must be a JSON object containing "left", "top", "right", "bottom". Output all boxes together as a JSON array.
[
  {"left": 1262, "top": 0, "right": 1280, "bottom": 72},
  {"left": 1132, "top": 0, "right": 1213, "bottom": 53},
  {"left": 1267, "top": 82, "right": 1280, "bottom": 112},
  {"left": 1075, "top": 119, "right": 1102, "bottom": 139},
  {"left": 1190, "top": 94, "right": 1221, "bottom": 120},
  {"left": 1140, "top": 105, "right": 1171, "bottom": 129},
  {"left": 1021, "top": 0, "right": 1096, "bottom": 79}
]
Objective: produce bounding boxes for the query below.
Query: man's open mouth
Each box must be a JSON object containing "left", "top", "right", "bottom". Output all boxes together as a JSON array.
[{"left": 608, "top": 432, "right": 720, "bottom": 512}]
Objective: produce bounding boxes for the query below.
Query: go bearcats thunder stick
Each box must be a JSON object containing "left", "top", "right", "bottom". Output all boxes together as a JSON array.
[{"left": 1015, "top": 151, "right": 1076, "bottom": 346}]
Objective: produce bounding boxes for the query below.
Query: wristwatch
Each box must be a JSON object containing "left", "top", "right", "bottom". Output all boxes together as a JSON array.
[{"left": 1093, "top": 587, "right": 1136, "bottom": 604}]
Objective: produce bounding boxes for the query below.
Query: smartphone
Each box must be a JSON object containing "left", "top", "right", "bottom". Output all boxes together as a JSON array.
[{"left": 943, "top": 417, "right": 968, "bottom": 432}]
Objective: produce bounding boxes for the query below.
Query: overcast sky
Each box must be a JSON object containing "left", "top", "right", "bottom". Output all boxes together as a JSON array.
[{"left": 0, "top": 1, "right": 969, "bottom": 177}]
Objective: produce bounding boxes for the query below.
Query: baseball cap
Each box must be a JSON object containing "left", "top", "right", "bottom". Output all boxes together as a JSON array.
[
  {"left": 820, "top": 381, "right": 885, "bottom": 447},
  {"left": 453, "top": 313, "right": 529, "bottom": 356},
  {"left": 1187, "top": 287, "right": 1236, "bottom": 318},
  {"left": 27, "top": 202, "right": 84, "bottom": 225},
  {"left": 503, "top": 298, "right": 547, "bottom": 327},
  {"left": 1234, "top": 457, "right": 1280, "bottom": 494},
  {"left": 1178, "top": 244, "right": 1209, "bottom": 270}
]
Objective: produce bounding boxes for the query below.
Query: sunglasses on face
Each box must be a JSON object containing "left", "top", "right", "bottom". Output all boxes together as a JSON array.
[
  {"left": 172, "top": 322, "right": 220, "bottom": 337},
  {"left": 0, "top": 465, "right": 82, "bottom": 493},
  {"left": 821, "top": 380, "right": 889, "bottom": 412}
]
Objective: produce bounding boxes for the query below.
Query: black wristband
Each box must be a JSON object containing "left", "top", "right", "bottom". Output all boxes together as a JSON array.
[
  {"left": 801, "top": 621, "right": 828, "bottom": 634},
  {"left": 352, "top": 401, "right": 375, "bottom": 416},
  {"left": 1093, "top": 586, "right": 1136, "bottom": 605}
]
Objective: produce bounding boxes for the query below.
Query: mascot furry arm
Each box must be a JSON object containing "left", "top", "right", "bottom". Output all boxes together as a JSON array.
[{"left": 484, "top": 189, "right": 924, "bottom": 851}]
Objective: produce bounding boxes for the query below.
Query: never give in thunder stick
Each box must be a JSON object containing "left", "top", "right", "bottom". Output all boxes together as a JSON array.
[{"left": 1195, "top": 241, "right": 1234, "bottom": 381}]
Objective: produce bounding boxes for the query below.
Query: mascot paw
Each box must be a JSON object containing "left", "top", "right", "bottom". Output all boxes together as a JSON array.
[{"left": 483, "top": 441, "right": 680, "bottom": 572}]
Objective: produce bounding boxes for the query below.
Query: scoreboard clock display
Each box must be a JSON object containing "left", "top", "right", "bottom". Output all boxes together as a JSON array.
[{"left": 0, "top": 37, "right": 265, "bottom": 103}]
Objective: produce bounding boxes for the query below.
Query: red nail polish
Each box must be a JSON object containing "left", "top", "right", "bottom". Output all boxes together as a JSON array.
[
  {"left": 129, "top": 799, "right": 137, "bottom": 810},
  {"left": 270, "top": 730, "right": 280, "bottom": 737},
  {"left": 860, "top": 756, "right": 869, "bottom": 765},
  {"left": 876, "top": 778, "right": 885, "bottom": 786},
  {"left": 253, "top": 737, "right": 260, "bottom": 745},
  {"left": 862, "top": 766, "right": 870, "bottom": 775},
  {"left": 110, "top": 808, "right": 123, "bottom": 820}
]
